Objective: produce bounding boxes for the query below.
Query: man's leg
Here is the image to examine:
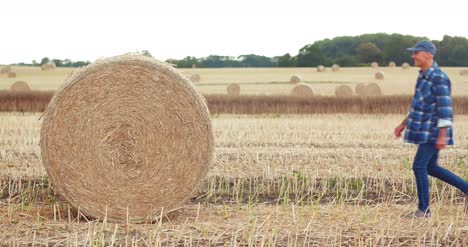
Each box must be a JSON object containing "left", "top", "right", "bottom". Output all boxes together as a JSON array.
[
  {"left": 412, "top": 143, "right": 438, "bottom": 213},
  {"left": 427, "top": 145, "right": 468, "bottom": 194}
]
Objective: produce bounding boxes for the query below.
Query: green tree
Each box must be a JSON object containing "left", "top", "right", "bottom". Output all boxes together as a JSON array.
[
  {"left": 355, "top": 42, "right": 382, "bottom": 64},
  {"left": 296, "top": 44, "right": 327, "bottom": 67}
]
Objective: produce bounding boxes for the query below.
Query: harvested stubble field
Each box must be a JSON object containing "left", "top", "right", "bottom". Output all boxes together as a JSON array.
[
  {"left": 1, "top": 66, "right": 468, "bottom": 96},
  {"left": 0, "top": 113, "right": 467, "bottom": 245}
]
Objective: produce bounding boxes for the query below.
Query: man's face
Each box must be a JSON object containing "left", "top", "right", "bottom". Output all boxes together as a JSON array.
[{"left": 411, "top": 51, "right": 433, "bottom": 67}]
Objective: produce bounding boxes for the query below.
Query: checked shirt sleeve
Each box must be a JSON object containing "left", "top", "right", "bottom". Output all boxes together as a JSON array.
[{"left": 432, "top": 74, "right": 453, "bottom": 128}]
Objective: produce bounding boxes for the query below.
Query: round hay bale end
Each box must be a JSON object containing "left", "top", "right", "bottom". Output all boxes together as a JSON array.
[
  {"left": 7, "top": 71, "right": 16, "bottom": 78},
  {"left": 460, "top": 69, "right": 468, "bottom": 76},
  {"left": 1, "top": 65, "right": 11, "bottom": 74},
  {"left": 402, "top": 62, "right": 411, "bottom": 69},
  {"left": 289, "top": 75, "right": 302, "bottom": 84},
  {"left": 190, "top": 74, "right": 201, "bottom": 83},
  {"left": 335, "top": 85, "right": 353, "bottom": 97},
  {"left": 291, "top": 82, "right": 314, "bottom": 97},
  {"left": 374, "top": 71, "right": 385, "bottom": 80},
  {"left": 355, "top": 83, "right": 366, "bottom": 96},
  {"left": 40, "top": 54, "right": 214, "bottom": 223},
  {"left": 365, "top": 83, "right": 382, "bottom": 96},
  {"left": 317, "top": 65, "right": 325, "bottom": 72},
  {"left": 10, "top": 81, "right": 30, "bottom": 92},
  {"left": 371, "top": 62, "right": 379, "bottom": 68},
  {"left": 331, "top": 64, "right": 340, "bottom": 72},
  {"left": 226, "top": 83, "right": 240, "bottom": 96},
  {"left": 41, "top": 63, "right": 56, "bottom": 71},
  {"left": 388, "top": 61, "right": 396, "bottom": 67}
]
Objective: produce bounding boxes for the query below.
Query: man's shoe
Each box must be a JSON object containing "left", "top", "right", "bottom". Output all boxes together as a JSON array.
[{"left": 402, "top": 210, "right": 431, "bottom": 218}]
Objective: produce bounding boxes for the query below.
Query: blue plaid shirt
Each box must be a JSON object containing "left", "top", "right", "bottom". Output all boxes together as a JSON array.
[{"left": 404, "top": 62, "right": 454, "bottom": 145}]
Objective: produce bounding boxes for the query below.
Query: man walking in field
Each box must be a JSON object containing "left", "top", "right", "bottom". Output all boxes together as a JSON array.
[{"left": 394, "top": 40, "right": 468, "bottom": 218}]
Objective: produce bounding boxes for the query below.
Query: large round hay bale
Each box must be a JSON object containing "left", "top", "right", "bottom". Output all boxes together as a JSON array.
[
  {"left": 335, "top": 85, "right": 353, "bottom": 97},
  {"left": 317, "top": 65, "right": 325, "bottom": 72},
  {"left": 226, "top": 83, "right": 240, "bottom": 96},
  {"left": 10, "top": 81, "right": 30, "bottom": 92},
  {"left": 374, "top": 71, "right": 385, "bottom": 80},
  {"left": 331, "top": 64, "right": 340, "bottom": 72},
  {"left": 388, "top": 61, "right": 396, "bottom": 67},
  {"left": 460, "top": 69, "right": 468, "bottom": 76},
  {"left": 355, "top": 83, "right": 366, "bottom": 96},
  {"left": 0, "top": 65, "right": 11, "bottom": 74},
  {"left": 289, "top": 75, "right": 302, "bottom": 84},
  {"left": 291, "top": 82, "right": 314, "bottom": 97},
  {"left": 7, "top": 71, "right": 16, "bottom": 78},
  {"left": 41, "top": 62, "right": 56, "bottom": 71},
  {"left": 365, "top": 83, "right": 382, "bottom": 96},
  {"left": 190, "top": 74, "right": 201, "bottom": 83},
  {"left": 371, "top": 62, "right": 379, "bottom": 68},
  {"left": 402, "top": 62, "right": 411, "bottom": 69},
  {"left": 40, "top": 54, "right": 214, "bottom": 223}
]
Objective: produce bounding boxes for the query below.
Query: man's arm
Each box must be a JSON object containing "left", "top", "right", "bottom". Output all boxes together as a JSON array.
[
  {"left": 394, "top": 113, "right": 409, "bottom": 138},
  {"left": 432, "top": 74, "right": 453, "bottom": 149}
]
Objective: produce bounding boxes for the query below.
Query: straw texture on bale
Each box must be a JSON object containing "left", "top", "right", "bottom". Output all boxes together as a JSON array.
[
  {"left": 7, "top": 71, "right": 16, "bottom": 78},
  {"left": 289, "top": 75, "right": 302, "bottom": 84},
  {"left": 355, "top": 83, "right": 366, "bottom": 96},
  {"left": 331, "top": 64, "right": 340, "bottom": 72},
  {"left": 291, "top": 82, "right": 314, "bottom": 97},
  {"left": 374, "top": 71, "right": 385, "bottom": 80},
  {"left": 459, "top": 69, "right": 468, "bottom": 76},
  {"left": 371, "top": 62, "right": 379, "bottom": 68},
  {"left": 388, "top": 61, "right": 396, "bottom": 67},
  {"left": 226, "top": 83, "right": 240, "bottom": 96},
  {"left": 317, "top": 65, "right": 325, "bottom": 72},
  {"left": 1, "top": 65, "right": 11, "bottom": 74},
  {"left": 402, "top": 62, "right": 410, "bottom": 69},
  {"left": 10, "top": 81, "right": 30, "bottom": 92},
  {"left": 41, "top": 63, "right": 56, "bottom": 71},
  {"left": 365, "top": 83, "right": 382, "bottom": 96},
  {"left": 335, "top": 85, "right": 353, "bottom": 97},
  {"left": 190, "top": 74, "right": 201, "bottom": 82},
  {"left": 40, "top": 54, "right": 214, "bottom": 223}
]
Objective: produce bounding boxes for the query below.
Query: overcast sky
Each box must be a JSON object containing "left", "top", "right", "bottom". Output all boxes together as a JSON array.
[{"left": 1, "top": 0, "right": 467, "bottom": 64}]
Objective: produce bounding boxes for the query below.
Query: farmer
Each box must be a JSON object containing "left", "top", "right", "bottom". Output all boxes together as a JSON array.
[{"left": 394, "top": 40, "right": 468, "bottom": 218}]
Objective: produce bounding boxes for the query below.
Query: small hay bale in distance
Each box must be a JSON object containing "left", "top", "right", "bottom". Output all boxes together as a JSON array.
[
  {"left": 331, "top": 64, "right": 340, "bottom": 72},
  {"left": 459, "top": 69, "right": 468, "bottom": 76},
  {"left": 365, "top": 82, "right": 382, "bottom": 96},
  {"left": 335, "top": 85, "right": 353, "bottom": 97},
  {"left": 317, "top": 65, "right": 325, "bottom": 72},
  {"left": 40, "top": 54, "right": 214, "bottom": 223},
  {"left": 41, "top": 62, "right": 56, "bottom": 71},
  {"left": 289, "top": 75, "right": 302, "bottom": 84},
  {"left": 374, "top": 71, "right": 385, "bottom": 80},
  {"left": 402, "top": 62, "right": 411, "bottom": 69},
  {"left": 10, "top": 81, "right": 30, "bottom": 92},
  {"left": 291, "top": 82, "right": 314, "bottom": 97},
  {"left": 7, "top": 71, "right": 16, "bottom": 78},
  {"left": 355, "top": 83, "right": 366, "bottom": 96},
  {"left": 388, "top": 61, "right": 396, "bottom": 67},
  {"left": 226, "top": 83, "right": 240, "bottom": 96},
  {"left": 0, "top": 65, "right": 11, "bottom": 74},
  {"left": 190, "top": 73, "right": 201, "bottom": 83},
  {"left": 371, "top": 62, "right": 379, "bottom": 68}
]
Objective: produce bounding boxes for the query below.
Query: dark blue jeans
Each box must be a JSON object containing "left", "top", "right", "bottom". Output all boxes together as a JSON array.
[{"left": 413, "top": 143, "right": 468, "bottom": 212}]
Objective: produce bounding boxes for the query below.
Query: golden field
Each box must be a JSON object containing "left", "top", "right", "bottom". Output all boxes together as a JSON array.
[
  {"left": 1, "top": 66, "right": 468, "bottom": 96},
  {"left": 0, "top": 113, "right": 467, "bottom": 245}
]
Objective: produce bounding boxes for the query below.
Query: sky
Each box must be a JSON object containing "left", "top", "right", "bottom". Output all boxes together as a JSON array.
[{"left": 1, "top": 0, "right": 467, "bottom": 64}]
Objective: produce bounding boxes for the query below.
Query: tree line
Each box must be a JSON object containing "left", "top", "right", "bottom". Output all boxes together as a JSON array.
[
  {"left": 169, "top": 34, "right": 468, "bottom": 68},
  {"left": 11, "top": 34, "right": 468, "bottom": 68}
]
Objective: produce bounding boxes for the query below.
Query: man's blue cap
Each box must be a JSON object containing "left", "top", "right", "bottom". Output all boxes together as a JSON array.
[{"left": 406, "top": 40, "right": 436, "bottom": 55}]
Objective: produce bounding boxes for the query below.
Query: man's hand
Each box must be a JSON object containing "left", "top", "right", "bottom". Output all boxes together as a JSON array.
[
  {"left": 436, "top": 128, "right": 448, "bottom": 150},
  {"left": 394, "top": 123, "right": 405, "bottom": 138}
]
